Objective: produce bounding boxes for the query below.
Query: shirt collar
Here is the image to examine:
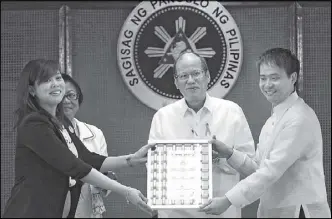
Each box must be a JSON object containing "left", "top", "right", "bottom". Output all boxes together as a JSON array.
[
  {"left": 178, "top": 93, "right": 213, "bottom": 117},
  {"left": 272, "top": 91, "right": 299, "bottom": 119},
  {"left": 73, "top": 118, "right": 95, "bottom": 140}
]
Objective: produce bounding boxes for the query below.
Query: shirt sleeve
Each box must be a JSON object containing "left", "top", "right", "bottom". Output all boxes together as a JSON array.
[
  {"left": 19, "top": 114, "right": 92, "bottom": 180},
  {"left": 97, "top": 129, "right": 108, "bottom": 157},
  {"left": 227, "top": 148, "right": 259, "bottom": 177},
  {"left": 228, "top": 116, "right": 266, "bottom": 177},
  {"left": 217, "top": 106, "right": 256, "bottom": 173},
  {"left": 87, "top": 127, "right": 110, "bottom": 195},
  {"left": 147, "top": 111, "right": 163, "bottom": 170},
  {"left": 69, "top": 130, "right": 107, "bottom": 172},
  {"left": 149, "top": 111, "right": 163, "bottom": 140},
  {"left": 225, "top": 117, "right": 312, "bottom": 208},
  {"left": 232, "top": 107, "right": 255, "bottom": 159}
]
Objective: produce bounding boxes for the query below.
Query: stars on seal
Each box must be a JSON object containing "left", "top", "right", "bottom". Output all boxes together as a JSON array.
[
  {"left": 158, "top": 29, "right": 191, "bottom": 65},
  {"left": 134, "top": 6, "right": 227, "bottom": 99},
  {"left": 143, "top": 7, "right": 218, "bottom": 81},
  {"left": 143, "top": 14, "right": 216, "bottom": 79}
]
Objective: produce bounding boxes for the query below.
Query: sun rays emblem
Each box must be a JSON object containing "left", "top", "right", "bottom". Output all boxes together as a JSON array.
[
  {"left": 117, "top": 2, "right": 243, "bottom": 110},
  {"left": 144, "top": 16, "right": 216, "bottom": 79}
]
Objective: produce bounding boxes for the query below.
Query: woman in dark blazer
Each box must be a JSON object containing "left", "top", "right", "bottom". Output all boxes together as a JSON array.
[{"left": 3, "top": 59, "right": 154, "bottom": 218}]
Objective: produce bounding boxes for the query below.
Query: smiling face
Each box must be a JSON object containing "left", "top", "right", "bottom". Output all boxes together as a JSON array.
[
  {"left": 174, "top": 53, "right": 210, "bottom": 104},
  {"left": 63, "top": 81, "right": 80, "bottom": 121},
  {"left": 30, "top": 73, "right": 65, "bottom": 111},
  {"left": 259, "top": 63, "right": 297, "bottom": 106}
]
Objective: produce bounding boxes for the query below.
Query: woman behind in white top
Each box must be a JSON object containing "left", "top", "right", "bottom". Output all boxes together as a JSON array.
[{"left": 62, "top": 73, "right": 117, "bottom": 217}]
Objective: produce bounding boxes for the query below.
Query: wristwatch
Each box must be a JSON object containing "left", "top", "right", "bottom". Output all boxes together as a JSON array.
[{"left": 126, "top": 155, "right": 134, "bottom": 167}]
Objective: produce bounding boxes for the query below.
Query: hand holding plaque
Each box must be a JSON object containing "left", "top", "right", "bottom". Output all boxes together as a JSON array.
[
  {"left": 125, "top": 187, "right": 154, "bottom": 215},
  {"left": 209, "top": 135, "right": 234, "bottom": 159},
  {"left": 198, "top": 196, "right": 232, "bottom": 215},
  {"left": 147, "top": 140, "right": 213, "bottom": 209},
  {"left": 128, "top": 143, "right": 156, "bottom": 166}
]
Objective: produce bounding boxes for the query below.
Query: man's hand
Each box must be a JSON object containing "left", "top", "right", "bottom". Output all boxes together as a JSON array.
[
  {"left": 198, "top": 196, "right": 232, "bottom": 215},
  {"left": 212, "top": 150, "right": 219, "bottom": 159},
  {"left": 209, "top": 135, "right": 234, "bottom": 159}
]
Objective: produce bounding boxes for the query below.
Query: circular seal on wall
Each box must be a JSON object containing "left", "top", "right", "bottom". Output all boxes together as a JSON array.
[{"left": 117, "top": 1, "right": 243, "bottom": 110}]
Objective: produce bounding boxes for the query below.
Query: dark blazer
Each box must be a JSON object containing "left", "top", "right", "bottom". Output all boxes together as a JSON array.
[{"left": 2, "top": 111, "right": 107, "bottom": 218}]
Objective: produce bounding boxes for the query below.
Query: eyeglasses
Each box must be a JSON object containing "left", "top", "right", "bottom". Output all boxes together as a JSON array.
[
  {"left": 175, "top": 70, "right": 205, "bottom": 81},
  {"left": 64, "top": 92, "right": 79, "bottom": 100}
]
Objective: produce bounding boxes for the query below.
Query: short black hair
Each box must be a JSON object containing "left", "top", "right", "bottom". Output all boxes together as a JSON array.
[
  {"left": 257, "top": 48, "right": 300, "bottom": 92},
  {"left": 61, "top": 73, "right": 83, "bottom": 105}
]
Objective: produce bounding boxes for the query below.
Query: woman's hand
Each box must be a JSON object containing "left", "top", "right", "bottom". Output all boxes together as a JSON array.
[
  {"left": 125, "top": 187, "right": 154, "bottom": 215},
  {"left": 129, "top": 143, "right": 156, "bottom": 166},
  {"left": 98, "top": 171, "right": 118, "bottom": 197}
]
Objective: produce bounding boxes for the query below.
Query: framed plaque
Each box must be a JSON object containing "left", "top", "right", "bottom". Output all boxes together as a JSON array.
[{"left": 147, "top": 140, "right": 213, "bottom": 209}]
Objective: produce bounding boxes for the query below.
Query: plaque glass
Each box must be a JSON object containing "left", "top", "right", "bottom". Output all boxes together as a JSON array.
[{"left": 147, "top": 140, "right": 213, "bottom": 209}]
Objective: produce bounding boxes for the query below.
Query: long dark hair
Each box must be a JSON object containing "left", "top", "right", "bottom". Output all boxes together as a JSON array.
[{"left": 14, "top": 59, "right": 65, "bottom": 129}]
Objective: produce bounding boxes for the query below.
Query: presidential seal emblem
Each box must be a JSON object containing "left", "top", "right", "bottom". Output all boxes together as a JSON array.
[{"left": 117, "top": 1, "right": 243, "bottom": 110}]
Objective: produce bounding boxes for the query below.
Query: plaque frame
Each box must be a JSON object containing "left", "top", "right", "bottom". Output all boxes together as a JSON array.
[{"left": 147, "top": 139, "right": 213, "bottom": 209}]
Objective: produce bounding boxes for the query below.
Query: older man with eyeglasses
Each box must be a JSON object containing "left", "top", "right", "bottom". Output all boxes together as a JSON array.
[{"left": 148, "top": 51, "right": 255, "bottom": 218}]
